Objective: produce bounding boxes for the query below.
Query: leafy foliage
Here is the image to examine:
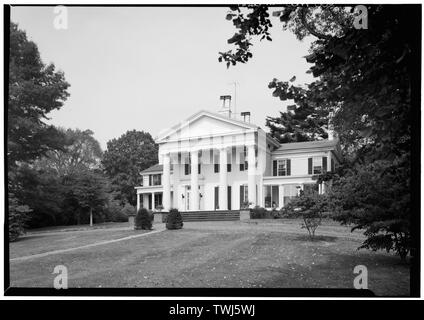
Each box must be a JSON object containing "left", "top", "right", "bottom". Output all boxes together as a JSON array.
[
  {"left": 8, "top": 193, "right": 32, "bottom": 242},
  {"left": 220, "top": 5, "right": 416, "bottom": 259},
  {"left": 328, "top": 158, "right": 411, "bottom": 260},
  {"left": 102, "top": 130, "right": 158, "bottom": 205},
  {"left": 166, "top": 208, "right": 183, "bottom": 230},
  {"left": 135, "top": 207, "right": 153, "bottom": 230},
  {"left": 34, "top": 128, "right": 102, "bottom": 176},
  {"left": 15, "top": 129, "right": 108, "bottom": 228},
  {"left": 8, "top": 22, "right": 70, "bottom": 239},
  {"left": 65, "top": 169, "right": 109, "bottom": 225},
  {"left": 8, "top": 22, "right": 70, "bottom": 167},
  {"left": 281, "top": 190, "right": 326, "bottom": 239}
]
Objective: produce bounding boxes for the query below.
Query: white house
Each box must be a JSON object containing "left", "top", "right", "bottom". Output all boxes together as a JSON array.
[{"left": 135, "top": 103, "right": 341, "bottom": 213}]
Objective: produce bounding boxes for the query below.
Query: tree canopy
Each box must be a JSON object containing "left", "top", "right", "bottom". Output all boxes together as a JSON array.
[
  {"left": 8, "top": 22, "right": 70, "bottom": 167},
  {"left": 219, "top": 5, "right": 418, "bottom": 259},
  {"left": 102, "top": 130, "right": 158, "bottom": 205}
]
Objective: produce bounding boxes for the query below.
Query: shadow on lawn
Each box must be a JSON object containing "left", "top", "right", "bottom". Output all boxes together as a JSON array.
[
  {"left": 293, "top": 235, "right": 338, "bottom": 242},
  {"left": 260, "top": 246, "right": 410, "bottom": 296}
]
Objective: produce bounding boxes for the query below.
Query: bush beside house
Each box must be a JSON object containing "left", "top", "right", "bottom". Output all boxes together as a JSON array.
[
  {"left": 135, "top": 207, "right": 153, "bottom": 230},
  {"left": 166, "top": 208, "right": 183, "bottom": 230},
  {"left": 250, "top": 206, "right": 279, "bottom": 219}
]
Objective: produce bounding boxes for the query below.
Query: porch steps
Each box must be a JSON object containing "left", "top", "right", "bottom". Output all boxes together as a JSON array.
[{"left": 180, "top": 210, "right": 240, "bottom": 222}]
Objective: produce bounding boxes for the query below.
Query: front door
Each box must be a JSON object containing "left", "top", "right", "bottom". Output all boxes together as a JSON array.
[
  {"left": 185, "top": 186, "right": 191, "bottom": 211},
  {"left": 214, "top": 186, "right": 219, "bottom": 210}
]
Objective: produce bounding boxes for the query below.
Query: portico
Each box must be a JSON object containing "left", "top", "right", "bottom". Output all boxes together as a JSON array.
[{"left": 135, "top": 108, "right": 340, "bottom": 214}]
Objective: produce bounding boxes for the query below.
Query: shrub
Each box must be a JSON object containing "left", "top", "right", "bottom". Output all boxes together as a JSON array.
[
  {"left": 166, "top": 208, "right": 183, "bottom": 230},
  {"left": 281, "top": 191, "right": 326, "bottom": 239},
  {"left": 250, "top": 206, "right": 268, "bottom": 219},
  {"left": 120, "top": 203, "right": 135, "bottom": 221},
  {"left": 9, "top": 194, "right": 31, "bottom": 242},
  {"left": 329, "top": 159, "right": 411, "bottom": 261},
  {"left": 104, "top": 200, "right": 128, "bottom": 222},
  {"left": 135, "top": 207, "right": 153, "bottom": 230}
]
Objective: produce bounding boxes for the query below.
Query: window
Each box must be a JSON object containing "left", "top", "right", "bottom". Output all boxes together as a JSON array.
[
  {"left": 214, "top": 153, "right": 219, "bottom": 173},
  {"left": 264, "top": 185, "right": 279, "bottom": 208},
  {"left": 313, "top": 157, "right": 322, "bottom": 174},
  {"left": 184, "top": 154, "right": 191, "bottom": 175},
  {"left": 198, "top": 163, "right": 201, "bottom": 174},
  {"left": 331, "top": 158, "right": 335, "bottom": 172},
  {"left": 184, "top": 163, "right": 191, "bottom": 175},
  {"left": 154, "top": 193, "right": 162, "bottom": 209},
  {"left": 227, "top": 164, "right": 232, "bottom": 172},
  {"left": 283, "top": 184, "right": 299, "bottom": 206},
  {"left": 273, "top": 159, "right": 291, "bottom": 176},
  {"left": 239, "top": 147, "right": 248, "bottom": 171},
  {"left": 151, "top": 174, "right": 161, "bottom": 186}
]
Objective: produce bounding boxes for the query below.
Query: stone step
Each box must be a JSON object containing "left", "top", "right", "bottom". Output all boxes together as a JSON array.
[{"left": 179, "top": 210, "right": 241, "bottom": 222}]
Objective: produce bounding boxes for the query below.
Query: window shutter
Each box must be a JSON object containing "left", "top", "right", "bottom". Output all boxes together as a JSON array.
[
  {"left": 308, "top": 158, "right": 312, "bottom": 174},
  {"left": 185, "top": 163, "right": 189, "bottom": 175},
  {"left": 322, "top": 157, "right": 327, "bottom": 173},
  {"left": 287, "top": 159, "right": 291, "bottom": 176},
  {"left": 149, "top": 175, "right": 152, "bottom": 186},
  {"left": 198, "top": 163, "right": 201, "bottom": 174},
  {"left": 273, "top": 160, "right": 277, "bottom": 176}
]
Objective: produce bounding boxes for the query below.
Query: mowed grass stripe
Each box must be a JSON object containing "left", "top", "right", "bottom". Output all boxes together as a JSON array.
[{"left": 10, "top": 228, "right": 165, "bottom": 262}]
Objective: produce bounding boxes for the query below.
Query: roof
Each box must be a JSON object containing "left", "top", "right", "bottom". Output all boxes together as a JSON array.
[
  {"left": 275, "top": 139, "right": 339, "bottom": 152},
  {"left": 156, "top": 109, "right": 259, "bottom": 143},
  {"left": 140, "top": 164, "right": 163, "bottom": 174}
]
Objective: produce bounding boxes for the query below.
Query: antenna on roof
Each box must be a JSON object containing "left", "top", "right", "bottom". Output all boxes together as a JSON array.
[{"left": 228, "top": 82, "right": 238, "bottom": 119}]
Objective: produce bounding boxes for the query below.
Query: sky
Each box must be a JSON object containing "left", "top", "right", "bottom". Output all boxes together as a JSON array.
[{"left": 11, "top": 6, "right": 314, "bottom": 150}]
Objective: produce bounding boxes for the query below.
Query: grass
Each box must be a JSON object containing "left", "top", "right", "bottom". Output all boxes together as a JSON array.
[{"left": 9, "top": 220, "right": 410, "bottom": 296}]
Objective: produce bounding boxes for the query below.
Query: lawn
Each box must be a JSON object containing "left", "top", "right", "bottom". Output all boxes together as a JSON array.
[{"left": 9, "top": 219, "right": 410, "bottom": 296}]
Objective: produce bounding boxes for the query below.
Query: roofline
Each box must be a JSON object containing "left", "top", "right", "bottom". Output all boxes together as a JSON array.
[
  {"left": 140, "top": 170, "right": 163, "bottom": 175},
  {"left": 155, "top": 110, "right": 259, "bottom": 143}
]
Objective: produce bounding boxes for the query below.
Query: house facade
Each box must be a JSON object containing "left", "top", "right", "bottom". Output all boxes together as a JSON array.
[{"left": 135, "top": 108, "right": 341, "bottom": 212}]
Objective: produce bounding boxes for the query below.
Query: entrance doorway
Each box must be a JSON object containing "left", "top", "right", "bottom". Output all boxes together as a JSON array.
[{"left": 227, "top": 186, "right": 232, "bottom": 210}]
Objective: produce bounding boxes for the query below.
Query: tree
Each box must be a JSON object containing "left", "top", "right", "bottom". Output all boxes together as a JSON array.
[
  {"left": 281, "top": 189, "right": 326, "bottom": 239},
  {"left": 14, "top": 164, "right": 67, "bottom": 228},
  {"left": 66, "top": 170, "right": 109, "bottom": 226},
  {"left": 34, "top": 128, "right": 102, "bottom": 176},
  {"left": 220, "top": 5, "right": 415, "bottom": 160},
  {"left": 219, "top": 5, "right": 417, "bottom": 259},
  {"left": 8, "top": 22, "right": 70, "bottom": 167},
  {"left": 8, "top": 193, "right": 32, "bottom": 241},
  {"left": 266, "top": 78, "right": 330, "bottom": 143},
  {"left": 15, "top": 128, "right": 104, "bottom": 228},
  {"left": 328, "top": 157, "right": 411, "bottom": 260},
  {"left": 8, "top": 22, "right": 70, "bottom": 239},
  {"left": 102, "top": 130, "right": 158, "bottom": 205}
]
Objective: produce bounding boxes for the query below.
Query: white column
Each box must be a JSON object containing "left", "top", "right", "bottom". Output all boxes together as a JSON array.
[
  {"left": 327, "top": 151, "right": 332, "bottom": 172},
  {"left": 142, "top": 194, "right": 148, "bottom": 209},
  {"left": 162, "top": 153, "right": 171, "bottom": 211},
  {"left": 136, "top": 193, "right": 140, "bottom": 212},
  {"left": 219, "top": 148, "right": 228, "bottom": 210},
  {"left": 190, "top": 150, "right": 199, "bottom": 211},
  {"left": 247, "top": 145, "right": 256, "bottom": 207},
  {"left": 151, "top": 192, "right": 155, "bottom": 210}
]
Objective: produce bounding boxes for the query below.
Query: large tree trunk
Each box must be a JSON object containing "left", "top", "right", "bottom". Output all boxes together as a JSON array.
[{"left": 89, "top": 208, "right": 93, "bottom": 227}]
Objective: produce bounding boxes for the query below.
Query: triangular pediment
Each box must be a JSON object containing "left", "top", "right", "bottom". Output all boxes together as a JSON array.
[{"left": 156, "top": 110, "right": 258, "bottom": 143}]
